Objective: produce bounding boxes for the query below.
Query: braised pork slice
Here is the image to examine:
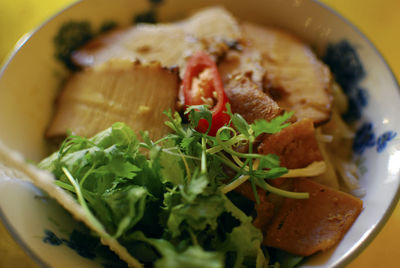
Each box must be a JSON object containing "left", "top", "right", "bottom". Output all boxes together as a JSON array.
[
  {"left": 264, "top": 178, "right": 363, "bottom": 256},
  {"left": 242, "top": 22, "right": 333, "bottom": 125},
  {"left": 72, "top": 7, "right": 241, "bottom": 73},
  {"left": 46, "top": 61, "right": 179, "bottom": 140},
  {"left": 223, "top": 74, "right": 282, "bottom": 124}
]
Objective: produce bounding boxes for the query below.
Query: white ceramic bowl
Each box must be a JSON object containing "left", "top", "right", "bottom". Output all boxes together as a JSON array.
[{"left": 1, "top": 0, "right": 400, "bottom": 267}]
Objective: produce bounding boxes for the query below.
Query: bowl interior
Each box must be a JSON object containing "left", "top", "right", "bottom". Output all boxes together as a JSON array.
[{"left": 0, "top": 0, "right": 399, "bottom": 267}]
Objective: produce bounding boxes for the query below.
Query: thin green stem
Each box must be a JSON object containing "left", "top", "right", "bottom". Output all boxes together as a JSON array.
[
  {"left": 215, "top": 131, "right": 264, "bottom": 160},
  {"left": 206, "top": 135, "right": 247, "bottom": 154},
  {"left": 201, "top": 137, "right": 207, "bottom": 175},
  {"left": 162, "top": 148, "right": 201, "bottom": 160},
  {"left": 62, "top": 167, "right": 107, "bottom": 235},
  {"left": 232, "top": 155, "right": 246, "bottom": 170},
  {"left": 188, "top": 229, "right": 199, "bottom": 246},
  {"left": 138, "top": 142, "right": 151, "bottom": 150},
  {"left": 54, "top": 180, "right": 75, "bottom": 193},
  {"left": 264, "top": 182, "right": 309, "bottom": 199},
  {"left": 79, "top": 163, "right": 95, "bottom": 187},
  {"left": 214, "top": 153, "right": 241, "bottom": 173},
  {"left": 178, "top": 149, "right": 192, "bottom": 183},
  {"left": 221, "top": 174, "right": 250, "bottom": 194},
  {"left": 247, "top": 140, "right": 259, "bottom": 204}
]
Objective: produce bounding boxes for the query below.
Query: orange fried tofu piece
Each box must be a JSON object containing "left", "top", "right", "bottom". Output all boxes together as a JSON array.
[
  {"left": 233, "top": 183, "right": 275, "bottom": 230},
  {"left": 264, "top": 178, "right": 363, "bottom": 256},
  {"left": 257, "top": 118, "right": 322, "bottom": 169},
  {"left": 253, "top": 193, "right": 275, "bottom": 231}
]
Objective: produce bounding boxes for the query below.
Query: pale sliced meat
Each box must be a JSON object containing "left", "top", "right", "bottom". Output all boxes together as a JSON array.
[
  {"left": 242, "top": 22, "right": 333, "bottom": 125},
  {"left": 72, "top": 25, "right": 196, "bottom": 70},
  {"left": 72, "top": 7, "right": 241, "bottom": 73},
  {"left": 180, "top": 6, "right": 241, "bottom": 43},
  {"left": 218, "top": 48, "right": 265, "bottom": 87},
  {"left": 264, "top": 178, "right": 363, "bottom": 256},
  {"left": 223, "top": 74, "right": 282, "bottom": 124},
  {"left": 46, "top": 60, "right": 179, "bottom": 141}
]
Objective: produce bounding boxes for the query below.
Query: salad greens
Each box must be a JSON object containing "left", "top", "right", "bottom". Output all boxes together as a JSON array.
[{"left": 39, "top": 106, "right": 306, "bottom": 268}]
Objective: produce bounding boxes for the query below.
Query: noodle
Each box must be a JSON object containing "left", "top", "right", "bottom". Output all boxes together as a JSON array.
[
  {"left": 282, "top": 161, "right": 327, "bottom": 178},
  {"left": 315, "top": 84, "right": 363, "bottom": 195}
]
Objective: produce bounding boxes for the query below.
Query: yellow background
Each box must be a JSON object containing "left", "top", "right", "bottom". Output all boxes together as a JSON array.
[{"left": 0, "top": 0, "right": 399, "bottom": 267}]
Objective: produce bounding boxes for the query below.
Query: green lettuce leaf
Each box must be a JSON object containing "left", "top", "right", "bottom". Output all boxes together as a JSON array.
[
  {"left": 101, "top": 185, "right": 148, "bottom": 238},
  {"left": 130, "top": 231, "right": 224, "bottom": 268}
]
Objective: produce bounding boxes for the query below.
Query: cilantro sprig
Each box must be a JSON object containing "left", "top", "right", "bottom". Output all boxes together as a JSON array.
[{"left": 164, "top": 104, "right": 309, "bottom": 203}]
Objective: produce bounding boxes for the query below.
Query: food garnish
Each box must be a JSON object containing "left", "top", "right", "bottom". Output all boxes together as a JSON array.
[{"left": 38, "top": 105, "right": 310, "bottom": 267}]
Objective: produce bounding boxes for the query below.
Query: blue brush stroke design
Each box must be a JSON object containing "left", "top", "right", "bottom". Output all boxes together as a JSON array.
[
  {"left": 352, "top": 123, "right": 397, "bottom": 154},
  {"left": 344, "top": 87, "right": 369, "bottom": 122},
  {"left": 356, "top": 88, "right": 369, "bottom": 107},
  {"left": 43, "top": 229, "right": 63, "bottom": 246},
  {"left": 43, "top": 229, "right": 128, "bottom": 267},
  {"left": 133, "top": 10, "right": 157, "bottom": 24},
  {"left": 323, "top": 41, "right": 365, "bottom": 89},
  {"left": 133, "top": 0, "right": 163, "bottom": 24},
  {"left": 377, "top": 131, "right": 397, "bottom": 153},
  {"left": 54, "top": 20, "right": 118, "bottom": 70},
  {"left": 99, "top": 21, "right": 118, "bottom": 33},
  {"left": 323, "top": 40, "right": 367, "bottom": 123},
  {"left": 353, "top": 122, "right": 376, "bottom": 154}
]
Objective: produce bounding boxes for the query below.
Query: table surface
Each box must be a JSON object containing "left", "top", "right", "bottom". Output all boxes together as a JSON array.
[{"left": 0, "top": 0, "right": 399, "bottom": 267}]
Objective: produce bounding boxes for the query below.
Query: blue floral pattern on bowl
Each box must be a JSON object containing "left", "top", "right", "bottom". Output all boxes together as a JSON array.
[
  {"left": 352, "top": 122, "right": 376, "bottom": 154},
  {"left": 323, "top": 40, "right": 397, "bottom": 155},
  {"left": 377, "top": 131, "right": 397, "bottom": 153},
  {"left": 134, "top": 0, "right": 163, "bottom": 24},
  {"left": 43, "top": 228, "right": 128, "bottom": 267},
  {"left": 323, "top": 40, "right": 366, "bottom": 123}
]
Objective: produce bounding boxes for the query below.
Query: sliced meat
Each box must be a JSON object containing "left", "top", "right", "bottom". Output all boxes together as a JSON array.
[
  {"left": 224, "top": 74, "right": 282, "bottom": 124},
  {"left": 264, "top": 178, "right": 363, "bottom": 256},
  {"left": 46, "top": 60, "right": 179, "bottom": 141},
  {"left": 257, "top": 118, "right": 323, "bottom": 169},
  {"left": 180, "top": 6, "right": 241, "bottom": 44},
  {"left": 72, "top": 25, "right": 196, "bottom": 70},
  {"left": 72, "top": 7, "right": 241, "bottom": 74},
  {"left": 218, "top": 47, "right": 265, "bottom": 87},
  {"left": 241, "top": 22, "right": 333, "bottom": 125}
]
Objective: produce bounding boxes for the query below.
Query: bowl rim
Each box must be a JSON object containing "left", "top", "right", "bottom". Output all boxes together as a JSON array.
[
  {"left": 1, "top": 0, "right": 399, "bottom": 267},
  {"left": 0, "top": 2, "right": 82, "bottom": 268},
  {"left": 0, "top": 203, "right": 51, "bottom": 268}
]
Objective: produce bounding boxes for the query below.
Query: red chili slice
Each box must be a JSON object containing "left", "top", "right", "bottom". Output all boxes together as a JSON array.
[{"left": 182, "top": 51, "right": 230, "bottom": 135}]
